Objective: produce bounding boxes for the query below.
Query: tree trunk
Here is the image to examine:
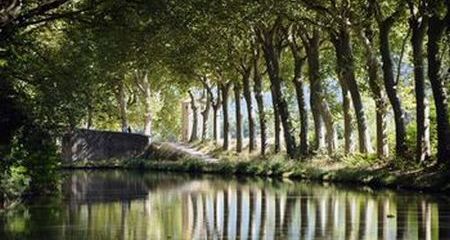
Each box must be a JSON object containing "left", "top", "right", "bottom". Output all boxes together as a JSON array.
[
  {"left": 201, "top": 88, "right": 211, "bottom": 142},
  {"left": 116, "top": 80, "right": 128, "bottom": 132},
  {"left": 220, "top": 83, "right": 231, "bottom": 150},
  {"left": 86, "top": 104, "right": 93, "bottom": 130},
  {"left": 293, "top": 77, "right": 308, "bottom": 155},
  {"left": 143, "top": 93, "right": 152, "bottom": 137},
  {"left": 359, "top": 29, "right": 389, "bottom": 159},
  {"left": 342, "top": 86, "right": 354, "bottom": 154},
  {"left": 379, "top": 21, "right": 408, "bottom": 156},
  {"left": 270, "top": 86, "right": 281, "bottom": 153},
  {"left": 209, "top": 86, "right": 221, "bottom": 144},
  {"left": 289, "top": 38, "right": 309, "bottom": 156},
  {"left": 134, "top": 71, "right": 153, "bottom": 137},
  {"left": 188, "top": 90, "right": 198, "bottom": 142},
  {"left": 411, "top": 14, "right": 431, "bottom": 162},
  {"left": 260, "top": 31, "right": 297, "bottom": 158},
  {"left": 331, "top": 28, "right": 372, "bottom": 154},
  {"left": 320, "top": 94, "right": 337, "bottom": 155},
  {"left": 303, "top": 29, "right": 335, "bottom": 154},
  {"left": 242, "top": 68, "right": 256, "bottom": 153},
  {"left": 234, "top": 82, "right": 243, "bottom": 153},
  {"left": 331, "top": 33, "right": 354, "bottom": 154},
  {"left": 212, "top": 105, "right": 219, "bottom": 143},
  {"left": 253, "top": 52, "right": 267, "bottom": 156},
  {"left": 427, "top": 9, "right": 450, "bottom": 164},
  {"left": 310, "top": 89, "right": 325, "bottom": 152}
]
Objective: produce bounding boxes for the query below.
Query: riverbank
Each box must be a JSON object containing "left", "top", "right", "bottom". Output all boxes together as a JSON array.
[{"left": 62, "top": 145, "right": 450, "bottom": 194}]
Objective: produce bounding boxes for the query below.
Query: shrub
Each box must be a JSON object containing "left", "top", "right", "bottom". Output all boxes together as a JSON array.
[
  {"left": 9, "top": 124, "right": 60, "bottom": 195},
  {"left": 0, "top": 166, "right": 30, "bottom": 207}
]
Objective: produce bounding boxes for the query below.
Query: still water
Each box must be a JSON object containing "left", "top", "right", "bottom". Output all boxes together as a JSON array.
[{"left": 1, "top": 170, "right": 450, "bottom": 240}]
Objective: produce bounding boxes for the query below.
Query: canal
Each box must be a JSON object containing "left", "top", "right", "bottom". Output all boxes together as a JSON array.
[{"left": 1, "top": 170, "right": 449, "bottom": 239}]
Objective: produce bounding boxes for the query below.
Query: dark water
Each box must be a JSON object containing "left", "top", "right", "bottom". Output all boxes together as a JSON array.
[{"left": 1, "top": 170, "right": 450, "bottom": 240}]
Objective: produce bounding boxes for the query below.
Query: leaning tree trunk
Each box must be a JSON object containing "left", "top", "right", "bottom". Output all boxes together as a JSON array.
[
  {"left": 331, "top": 29, "right": 372, "bottom": 154},
  {"left": 234, "top": 82, "right": 243, "bottom": 153},
  {"left": 242, "top": 68, "right": 256, "bottom": 153},
  {"left": 289, "top": 39, "right": 309, "bottom": 156},
  {"left": 411, "top": 14, "right": 431, "bottom": 162},
  {"left": 253, "top": 52, "right": 267, "bottom": 155},
  {"left": 359, "top": 29, "right": 389, "bottom": 159},
  {"left": 379, "top": 22, "right": 408, "bottom": 156},
  {"left": 304, "top": 29, "right": 335, "bottom": 154},
  {"left": 293, "top": 77, "right": 308, "bottom": 156},
  {"left": 188, "top": 90, "right": 198, "bottom": 142},
  {"left": 427, "top": 10, "right": 450, "bottom": 165},
  {"left": 220, "top": 83, "right": 231, "bottom": 150},
  {"left": 331, "top": 34, "right": 354, "bottom": 154},
  {"left": 260, "top": 33, "right": 297, "bottom": 158},
  {"left": 116, "top": 80, "right": 128, "bottom": 132},
  {"left": 201, "top": 88, "right": 211, "bottom": 142}
]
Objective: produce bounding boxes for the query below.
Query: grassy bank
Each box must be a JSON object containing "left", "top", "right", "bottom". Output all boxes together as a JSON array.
[{"left": 62, "top": 148, "right": 450, "bottom": 194}]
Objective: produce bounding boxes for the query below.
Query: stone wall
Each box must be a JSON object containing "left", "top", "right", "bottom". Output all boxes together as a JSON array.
[{"left": 62, "top": 129, "right": 150, "bottom": 163}]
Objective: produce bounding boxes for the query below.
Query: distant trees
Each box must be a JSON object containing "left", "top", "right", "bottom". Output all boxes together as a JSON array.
[{"left": 174, "top": 0, "right": 450, "bottom": 166}]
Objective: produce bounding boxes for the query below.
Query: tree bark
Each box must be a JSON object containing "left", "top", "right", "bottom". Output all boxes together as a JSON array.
[
  {"left": 359, "top": 28, "right": 389, "bottom": 159},
  {"left": 241, "top": 66, "right": 256, "bottom": 153},
  {"left": 134, "top": 71, "right": 153, "bottom": 137},
  {"left": 331, "top": 28, "right": 372, "bottom": 154},
  {"left": 202, "top": 79, "right": 222, "bottom": 144},
  {"left": 270, "top": 85, "right": 281, "bottom": 153},
  {"left": 234, "top": 82, "right": 243, "bottom": 153},
  {"left": 310, "top": 89, "right": 325, "bottom": 152},
  {"left": 331, "top": 32, "right": 354, "bottom": 154},
  {"left": 288, "top": 34, "right": 309, "bottom": 156},
  {"left": 220, "top": 82, "right": 231, "bottom": 150},
  {"left": 258, "top": 27, "right": 297, "bottom": 158},
  {"left": 212, "top": 104, "right": 219, "bottom": 143},
  {"left": 427, "top": 4, "right": 450, "bottom": 164},
  {"left": 342, "top": 86, "right": 354, "bottom": 154},
  {"left": 188, "top": 90, "right": 198, "bottom": 142},
  {"left": 410, "top": 11, "right": 431, "bottom": 162},
  {"left": 115, "top": 80, "right": 128, "bottom": 132},
  {"left": 302, "top": 29, "right": 335, "bottom": 154},
  {"left": 378, "top": 14, "right": 408, "bottom": 157},
  {"left": 86, "top": 103, "right": 93, "bottom": 130},
  {"left": 206, "top": 84, "right": 221, "bottom": 144},
  {"left": 320, "top": 93, "right": 338, "bottom": 155},
  {"left": 201, "top": 87, "right": 211, "bottom": 142},
  {"left": 142, "top": 92, "right": 152, "bottom": 137},
  {"left": 253, "top": 49, "right": 267, "bottom": 156},
  {"left": 293, "top": 76, "right": 308, "bottom": 156}
]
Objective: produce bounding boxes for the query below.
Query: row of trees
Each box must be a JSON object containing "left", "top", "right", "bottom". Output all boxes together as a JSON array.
[
  {"left": 0, "top": 0, "right": 187, "bottom": 199},
  {"left": 0, "top": 0, "right": 449, "bottom": 201},
  {"left": 182, "top": 0, "right": 449, "bottom": 164}
]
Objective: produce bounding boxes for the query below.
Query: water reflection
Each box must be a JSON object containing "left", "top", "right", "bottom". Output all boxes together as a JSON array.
[{"left": 1, "top": 170, "right": 450, "bottom": 239}]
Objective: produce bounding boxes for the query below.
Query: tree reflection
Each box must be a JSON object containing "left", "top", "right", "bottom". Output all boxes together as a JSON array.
[{"left": 0, "top": 171, "right": 448, "bottom": 240}]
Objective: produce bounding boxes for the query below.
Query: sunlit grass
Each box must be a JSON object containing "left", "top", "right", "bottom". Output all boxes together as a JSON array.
[{"left": 61, "top": 140, "right": 450, "bottom": 193}]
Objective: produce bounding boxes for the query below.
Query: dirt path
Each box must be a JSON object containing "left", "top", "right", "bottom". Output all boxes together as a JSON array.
[{"left": 164, "top": 142, "right": 218, "bottom": 162}]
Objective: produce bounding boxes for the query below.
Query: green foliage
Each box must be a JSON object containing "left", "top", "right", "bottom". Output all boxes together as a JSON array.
[
  {"left": 9, "top": 124, "right": 60, "bottom": 195},
  {"left": 0, "top": 166, "right": 30, "bottom": 205},
  {"left": 1, "top": 0, "right": 449, "bottom": 205}
]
